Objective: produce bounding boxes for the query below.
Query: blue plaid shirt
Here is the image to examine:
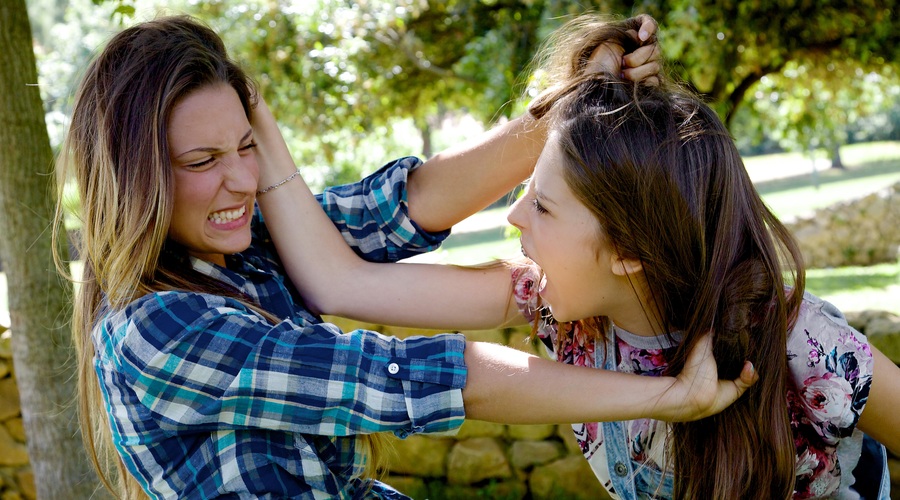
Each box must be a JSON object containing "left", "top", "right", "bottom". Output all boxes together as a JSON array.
[{"left": 94, "top": 158, "right": 468, "bottom": 499}]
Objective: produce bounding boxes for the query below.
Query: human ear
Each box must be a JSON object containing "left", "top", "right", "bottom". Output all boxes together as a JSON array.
[{"left": 610, "top": 255, "right": 643, "bottom": 276}]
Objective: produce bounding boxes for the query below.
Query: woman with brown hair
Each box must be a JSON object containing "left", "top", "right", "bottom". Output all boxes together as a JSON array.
[{"left": 265, "top": 16, "right": 899, "bottom": 499}]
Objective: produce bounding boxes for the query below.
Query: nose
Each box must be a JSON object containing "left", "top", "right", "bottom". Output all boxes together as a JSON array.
[
  {"left": 223, "top": 152, "right": 259, "bottom": 194},
  {"left": 507, "top": 195, "right": 526, "bottom": 230}
]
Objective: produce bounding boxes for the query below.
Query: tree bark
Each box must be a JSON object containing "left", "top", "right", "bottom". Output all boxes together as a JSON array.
[
  {"left": 830, "top": 143, "right": 845, "bottom": 170},
  {"left": 0, "top": 1, "right": 104, "bottom": 497}
]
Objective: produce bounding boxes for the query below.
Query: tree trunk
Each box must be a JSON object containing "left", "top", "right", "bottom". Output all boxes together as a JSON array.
[
  {"left": 0, "top": 1, "right": 104, "bottom": 497},
  {"left": 419, "top": 118, "right": 433, "bottom": 159},
  {"left": 830, "top": 143, "right": 845, "bottom": 170}
]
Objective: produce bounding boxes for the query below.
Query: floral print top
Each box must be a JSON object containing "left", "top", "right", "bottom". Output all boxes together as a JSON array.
[{"left": 512, "top": 266, "right": 874, "bottom": 499}]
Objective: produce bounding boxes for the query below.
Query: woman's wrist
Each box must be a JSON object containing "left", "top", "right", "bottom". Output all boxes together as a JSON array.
[{"left": 251, "top": 102, "right": 300, "bottom": 191}]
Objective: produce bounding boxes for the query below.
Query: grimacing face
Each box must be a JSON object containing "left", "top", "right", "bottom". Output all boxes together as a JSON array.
[
  {"left": 166, "top": 83, "right": 259, "bottom": 266},
  {"left": 506, "top": 135, "right": 650, "bottom": 333}
]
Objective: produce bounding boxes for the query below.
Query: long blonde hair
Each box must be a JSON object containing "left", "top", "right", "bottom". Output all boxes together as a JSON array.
[{"left": 54, "top": 16, "right": 383, "bottom": 498}]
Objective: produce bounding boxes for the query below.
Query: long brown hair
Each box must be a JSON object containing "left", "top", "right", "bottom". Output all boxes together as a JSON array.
[
  {"left": 533, "top": 17, "right": 804, "bottom": 499},
  {"left": 53, "top": 16, "right": 383, "bottom": 498}
]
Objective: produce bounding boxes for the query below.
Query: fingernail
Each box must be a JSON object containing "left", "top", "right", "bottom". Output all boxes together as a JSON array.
[
  {"left": 748, "top": 362, "right": 755, "bottom": 375},
  {"left": 639, "top": 29, "right": 649, "bottom": 41}
]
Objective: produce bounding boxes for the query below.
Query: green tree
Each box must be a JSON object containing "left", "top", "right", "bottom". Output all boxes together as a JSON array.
[
  {"left": 0, "top": 0, "right": 103, "bottom": 497},
  {"left": 735, "top": 61, "right": 900, "bottom": 167},
  {"left": 177, "top": 0, "right": 547, "bottom": 187},
  {"left": 558, "top": 0, "right": 899, "bottom": 126}
]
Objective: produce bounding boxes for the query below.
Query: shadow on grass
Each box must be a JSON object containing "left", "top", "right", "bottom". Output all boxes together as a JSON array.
[
  {"left": 754, "top": 158, "right": 900, "bottom": 196},
  {"left": 806, "top": 265, "right": 900, "bottom": 296}
]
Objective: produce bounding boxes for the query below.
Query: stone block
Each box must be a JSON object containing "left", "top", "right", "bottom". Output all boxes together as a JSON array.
[
  {"left": 0, "top": 425, "right": 28, "bottom": 466},
  {"left": 529, "top": 455, "right": 612, "bottom": 500},
  {"left": 0, "top": 331, "right": 11, "bottom": 360},
  {"left": 508, "top": 423, "right": 556, "bottom": 441},
  {"left": 4, "top": 418, "right": 25, "bottom": 443},
  {"left": 383, "top": 475, "right": 428, "bottom": 499},
  {"left": 447, "top": 437, "right": 512, "bottom": 485},
  {"left": 431, "top": 480, "right": 527, "bottom": 500},
  {"left": 509, "top": 440, "right": 563, "bottom": 470},
  {"left": 385, "top": 435, "right": 453, "bottom": 477},
  {"left": 14, "top": 470, "right": 34, "bottom": 500},
  {"left": 0, "top": 379, "right": 20, "bottom": 421},
  {"left": 455, "top": 419, "right": 505, "bottom": 439}
]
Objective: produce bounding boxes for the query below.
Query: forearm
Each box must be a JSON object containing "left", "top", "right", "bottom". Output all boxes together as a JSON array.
[
  {"left": 327, "top": 263, "right": 524, "bottom": 331},
  {"left": 462, "top": 342, "right": 686, "bottom": 424},
  {"left": 252, "top": 103, "right": 365, "bottom": 314},
  {"left": 407, "top": 113, "right": 547, "bottom": 232}
]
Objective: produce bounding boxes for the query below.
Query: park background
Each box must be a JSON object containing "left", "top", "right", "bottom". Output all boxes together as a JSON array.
[{"left": 0, "top": 0, "right": 898, "bottom": 498}]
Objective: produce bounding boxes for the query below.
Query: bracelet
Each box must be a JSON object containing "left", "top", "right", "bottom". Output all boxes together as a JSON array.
[{"left": 256, "top": 170, "right": 300, "bottom": 196}]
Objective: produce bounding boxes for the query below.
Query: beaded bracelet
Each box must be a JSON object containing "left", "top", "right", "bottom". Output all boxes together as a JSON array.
[{"left": 256, "top": 170, "right": 300, "bottom": 196}]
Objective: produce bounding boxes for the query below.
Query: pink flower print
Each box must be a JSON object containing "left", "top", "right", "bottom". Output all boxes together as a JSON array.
[
  {"left": 800, "top": 374, "right": 854, "bottom": 439},
  {"left": 573, "top": 422, "right": 601, "bottom": 457},
  {"left": 795, "top": 447, "right": 820, "bottom": 478},
  {"left": 628, "top": 418, "right": 654, "bottom": 462},
  {"left": 838, "top": 329, "right": 871, "bottom": 358},
  {"left": 793, "top": 433, "right": 840, "bottom": 499},
  {"left": 513, "top": 271, "right": 536, "bottom": 303},
  {"left": 808, "top": 349, "right": 820, "bottom": 364}
]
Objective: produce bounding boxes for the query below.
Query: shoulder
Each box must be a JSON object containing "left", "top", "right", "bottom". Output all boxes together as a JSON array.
[
  {"left": 786, "top": 292, "right": 873, "bottom": 441},
  {"left": 787, "top": 292, "right": 873, "bottom": 372},
  {"left": 102, "top": 291, "right": 266, "bottom": 348}
]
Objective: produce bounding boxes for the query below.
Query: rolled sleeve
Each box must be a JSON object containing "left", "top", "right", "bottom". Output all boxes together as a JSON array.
[
  {"left": 316, "top": 156, "right": 451, "bottom": 262},
  {"left": 381, "top": 335, "right": 468, "bottom": 438},
  {"left": 101, "top": 291, "right": 466, "bottom": 438}
]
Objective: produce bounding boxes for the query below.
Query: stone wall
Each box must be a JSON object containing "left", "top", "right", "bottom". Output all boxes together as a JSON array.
[
  {"left": 785, "top": 181, "right": 900, "bottom": 268},
  {"left": 0, "top": 316, "right": 897, "bottom": 499},
  {"left": 0, "top": 326, "right": 36, "bottom": 500}
]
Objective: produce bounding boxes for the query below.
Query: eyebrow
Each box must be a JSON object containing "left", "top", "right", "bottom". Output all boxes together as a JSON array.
[
  {"left": 175, "top": 128, "right": 254, "bottom": 159},
  {"left": 532, "top": 187, "right": 558, "bottom": 207}
]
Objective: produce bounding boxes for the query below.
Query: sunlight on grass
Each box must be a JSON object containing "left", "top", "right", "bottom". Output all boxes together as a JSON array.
[
  {"left": 762, "top": 172, "right": 900, "bottom": 221},
  {"left": 805, "top": 261, "right": 900, "bottom": 315}
]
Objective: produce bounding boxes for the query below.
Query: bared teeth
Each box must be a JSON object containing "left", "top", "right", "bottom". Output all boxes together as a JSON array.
[{"left": 209, "top": 205, "right": 245, "bottom": 224}]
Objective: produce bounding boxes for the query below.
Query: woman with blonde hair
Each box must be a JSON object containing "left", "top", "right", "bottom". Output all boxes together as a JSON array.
[{"left": 57, "top": 14, "right": 753, "bottom": 499}]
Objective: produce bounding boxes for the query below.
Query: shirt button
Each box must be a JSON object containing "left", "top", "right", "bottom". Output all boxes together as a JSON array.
[
  {"left": 614, "top": 462, "right": 628, "bottom": 477},
  {"left": 387, "top": 362, "right": 400, "bottom": 375}
]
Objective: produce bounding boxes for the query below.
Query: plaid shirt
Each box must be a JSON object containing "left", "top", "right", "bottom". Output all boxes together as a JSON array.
[{"left": 94, "top": 158, "right": 468, "bottom": 499}]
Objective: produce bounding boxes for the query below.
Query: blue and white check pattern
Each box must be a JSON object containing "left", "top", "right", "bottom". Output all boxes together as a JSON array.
[{"left": 94, "top": 158, "right": 467, "bottom": 499}]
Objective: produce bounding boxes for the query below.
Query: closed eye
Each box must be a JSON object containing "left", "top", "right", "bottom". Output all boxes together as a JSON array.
[
  {"left": 186, "top": 157, "right": 214, "bottom": 169},
  {"left": 532, "top": 197, "right": 549, "bottom": 214}
]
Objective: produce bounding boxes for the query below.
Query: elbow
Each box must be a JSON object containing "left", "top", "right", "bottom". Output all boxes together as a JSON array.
[{"left": 295, "top": 285, "right": 341, "bottom": 318}]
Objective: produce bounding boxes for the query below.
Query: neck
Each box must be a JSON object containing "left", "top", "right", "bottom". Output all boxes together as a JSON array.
[{"left": 608, "top": 276, "right": 665, "bottom": 337}]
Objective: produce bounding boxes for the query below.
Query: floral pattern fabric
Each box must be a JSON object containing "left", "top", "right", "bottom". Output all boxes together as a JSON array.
[{"left": 511, "top": 265, "right": 874, "bottom": 499}]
